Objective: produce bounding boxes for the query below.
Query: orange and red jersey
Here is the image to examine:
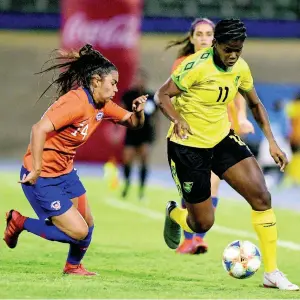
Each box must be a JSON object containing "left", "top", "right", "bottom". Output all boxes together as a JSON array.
[
  {"left": 171, "top": 55, "right": 240, "bottom": 133},
  {"left": 23, "top": 87, "right": 131, "bottom": 177}
]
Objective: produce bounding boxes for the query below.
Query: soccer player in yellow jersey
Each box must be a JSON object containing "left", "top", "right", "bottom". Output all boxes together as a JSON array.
[
  {"left": 167, "top": 18, "right": 254, "bottom": 255},
  {"left": 287, "top": 93, "right": 300, "bottom": 153},
  {"left": 155, "top": 19, "right": 299, "bottom": 290}
]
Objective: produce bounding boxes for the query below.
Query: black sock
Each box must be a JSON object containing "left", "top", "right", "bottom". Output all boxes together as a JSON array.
[
  {"left": 139, "top": 164, "right": 148, "bottom": 197},
  {"left": 122, "top": 164, "right": 131, "bottom": 197}
]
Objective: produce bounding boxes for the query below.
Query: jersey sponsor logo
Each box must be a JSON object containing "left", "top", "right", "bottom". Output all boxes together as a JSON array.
[
  {"left": 50, "top": 200, "right": 61, "bottom": 211},
  {"left": 183, "top": 182, "right": 193, "bottom": 193},
  {"left": 96, "top": 112, "right": 104, "bottom": 121}
]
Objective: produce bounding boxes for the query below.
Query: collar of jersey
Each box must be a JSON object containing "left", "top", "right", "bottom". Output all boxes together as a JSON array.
[
  {"left": 83, "top": 87, "right": 96, "bottom": 108},
  {"left": 209, "top": 48, "right": 233, "bottom": 73}
]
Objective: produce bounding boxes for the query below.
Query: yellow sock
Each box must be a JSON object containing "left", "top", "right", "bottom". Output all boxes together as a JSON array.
[
  {"left": 251, "top": 209, "right": 277, "bottom": 273},
  {"left": 170, "top": 207, "right": 194, "bottom": 233}
]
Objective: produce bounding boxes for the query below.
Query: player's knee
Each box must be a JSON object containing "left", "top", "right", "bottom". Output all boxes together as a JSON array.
[
  {"left": 251, "top": 190, "right": 271, "bottom": 211},
  {"left": 71, "top": 225, "right": 89, "bottom": 240},
  {"left": 194, "top": 220, "right": 214, "bottom": 234},
  {"left": 189, "top": 215, "right": 214, "bottom": 234}
]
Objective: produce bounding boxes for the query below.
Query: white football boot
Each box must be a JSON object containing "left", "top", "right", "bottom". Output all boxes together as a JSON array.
[{"left": 263, "top": 270, "right": 299, "bottom": 291}]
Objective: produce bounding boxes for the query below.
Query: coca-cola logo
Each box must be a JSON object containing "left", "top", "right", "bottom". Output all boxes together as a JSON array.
[{"left": 62, "top": 13, "right": 140, "bottom": 49}]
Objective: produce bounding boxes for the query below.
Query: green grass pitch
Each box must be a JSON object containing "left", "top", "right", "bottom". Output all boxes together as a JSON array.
[{"left": 0, "top": 172, "right": 300, "bottom": 299}]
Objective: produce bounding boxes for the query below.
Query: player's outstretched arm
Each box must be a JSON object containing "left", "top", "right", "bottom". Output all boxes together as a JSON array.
[
  {"left": 19, "top": 116, "right": 55, "bottom": 184},
  {"left": 155, "top": 78, "right": 192, "bottom": 139},
  {"left": 239, "top": 87, "right": 288, "bottom": 171}
]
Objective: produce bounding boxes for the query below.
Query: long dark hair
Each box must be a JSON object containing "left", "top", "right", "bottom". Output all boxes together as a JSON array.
[
  {"left": 37, "top": 44, "right": 117, "bottom": 101},
  {"left": 166, "top": 18, "right": 215, "bottom": 58}
]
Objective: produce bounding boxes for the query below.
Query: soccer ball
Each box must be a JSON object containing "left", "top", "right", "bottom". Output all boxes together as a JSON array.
[{"left": 222, "top": 240, "right": 261, "bottom": 279}]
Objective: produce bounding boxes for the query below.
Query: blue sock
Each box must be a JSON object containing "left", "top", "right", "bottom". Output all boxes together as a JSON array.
[
  {"left": 24, "top": 218, "right": 80, "bottom": 244},
  {"left": 212, "top": 196, "right": 219, "bottom": 208},
  {"left": 181, "top": 197, "right": 193, "bottom": 240},
  {"left": 195, "top": 197, "right": 219, "bottom": 239},
  {"left": 184, "top": 231, "right": 194, "bottom": 239},
  {"left": 67, "top": 225, "right": 94, "bottom": 265}
]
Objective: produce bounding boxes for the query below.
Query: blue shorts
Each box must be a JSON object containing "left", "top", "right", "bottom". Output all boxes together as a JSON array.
[{"left": 21, "top": 166, "right": 86, "bottom": 220}]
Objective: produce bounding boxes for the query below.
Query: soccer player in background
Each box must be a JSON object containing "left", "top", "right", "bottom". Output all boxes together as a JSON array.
[
  {"left": 287, "top": 92, "right": 300, "bottom": 153},
  {"left": 3, "top": 44, "right": 148, "bottom": 276},
  {"left": 121, "top": 69, "right": 158, "bottom": 200},
  {"left": 286, "top": 92, "right": 300, "bottom": 184},
  {"left": 155, "top": 19, "right": 299, "bottom": 290},
  {"left": 166, "top": 18, "right": 254, "bottom": 255}
]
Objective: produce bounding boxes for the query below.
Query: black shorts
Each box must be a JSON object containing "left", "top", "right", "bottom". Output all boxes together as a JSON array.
[
  {"left": 167, "top": 130, "right": 253, "bottom": 204},
  {"left": 124, "top": 127, "right": 155, "bottom": 147}
]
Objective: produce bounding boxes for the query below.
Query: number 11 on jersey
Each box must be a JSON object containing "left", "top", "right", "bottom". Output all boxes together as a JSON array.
[{"left": 216, "top": 87, "right": 229, "bottom": 102}]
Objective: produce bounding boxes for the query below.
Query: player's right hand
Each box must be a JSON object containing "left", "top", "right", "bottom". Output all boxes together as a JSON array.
[
  {"left": 173, "top": 118, "right": 193, "bottom": 140},
  {"left": 269, "top": 141, "right": 289, "bottom": 172},
  {"left": 18, "top": 170, "right": 40, "bottom": 185},
  {"left": 132, "top": 94, "right": 148, "bottom": 112}
]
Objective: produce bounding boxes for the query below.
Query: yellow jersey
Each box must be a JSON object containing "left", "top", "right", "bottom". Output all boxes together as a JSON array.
[
  {"left": 168, "top": 47, "right": 253, "bottom": 148},
  {"left": 227, "top": 101, "right": 239, "bottom": 133}
]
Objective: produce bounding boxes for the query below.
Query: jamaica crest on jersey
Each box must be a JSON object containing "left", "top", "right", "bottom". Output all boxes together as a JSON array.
[
  {"left": 234, "top": 76, "right": 241, "bottom": 86},
  {"left": 96, "top": 112, "right": 104, "bottom": 121}
]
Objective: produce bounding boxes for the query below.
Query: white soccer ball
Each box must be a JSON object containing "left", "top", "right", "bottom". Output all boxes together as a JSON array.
[{"left": 222, "top": 240, "right": 261, "bottom": 279}]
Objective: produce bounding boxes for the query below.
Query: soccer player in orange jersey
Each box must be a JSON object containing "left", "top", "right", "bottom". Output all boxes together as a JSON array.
[
  {"left": 166, "top": 18, "right": 254, "bottom": 255},
  {"left": 3, "top": 44, "right": 148, "bottom": 276}
]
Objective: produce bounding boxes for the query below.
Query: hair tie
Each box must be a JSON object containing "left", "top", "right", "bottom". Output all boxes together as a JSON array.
[
  {"left": 79, "top": 44, "right": 93, "bottom": 57},
  {"left": 191, "top": 18, "right": 215, "bottom": 32}
]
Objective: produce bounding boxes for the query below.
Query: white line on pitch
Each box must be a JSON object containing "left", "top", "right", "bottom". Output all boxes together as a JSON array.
[{"left": 105, "top": 198, "right": 300, "bottom": 251}]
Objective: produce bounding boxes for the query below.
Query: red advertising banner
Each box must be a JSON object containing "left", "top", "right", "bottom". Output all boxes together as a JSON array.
[{"left": 61, "top": 0, "right": 142, "bottom": 163}]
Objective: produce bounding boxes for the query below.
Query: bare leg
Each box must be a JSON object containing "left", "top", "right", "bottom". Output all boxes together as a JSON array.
[{"left": 222, "top": 157, "right": 270, "bottom": 211}]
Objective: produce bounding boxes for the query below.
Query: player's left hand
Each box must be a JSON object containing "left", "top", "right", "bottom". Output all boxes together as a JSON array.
[
  {"left": 132, "top": 94, "right": 148, "bottom": 112},
  {"left": 269, "top": 141, "right": 289, "bottom": 172},
  {"left": 238, "top": 118, "right": 255, "bottom": 135},
  {"left": 18, "top": 170, "right": 40, "bottom": 185}
]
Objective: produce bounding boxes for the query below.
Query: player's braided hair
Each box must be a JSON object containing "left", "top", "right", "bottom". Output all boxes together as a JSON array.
[
  {"left": 166, "top": 18, "right": 215, "bottom": 58},
  {"left": 37, "top": 44, "right": 117, "bottom": 100},
  {"left": 214, "top": 19, "right": 247, "bottom": 43}
]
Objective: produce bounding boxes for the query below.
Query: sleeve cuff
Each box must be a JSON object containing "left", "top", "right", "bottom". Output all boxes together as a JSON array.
[
  {"left": 119, "top": 112, "right": 133, "bottom": 123},
  {"left": 46, "top": 113, "right": 59, "bottom": 130},
  {"left": 171, "top": 74, "right": 187, "bottom": 92},
  {"left": 239, "top": 86, "right": 254, "bottom": 92}
]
